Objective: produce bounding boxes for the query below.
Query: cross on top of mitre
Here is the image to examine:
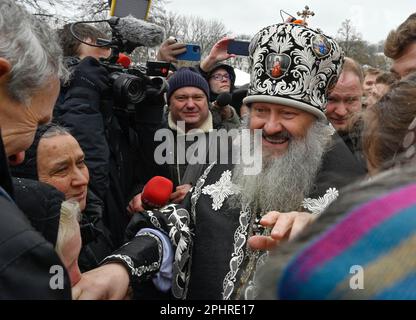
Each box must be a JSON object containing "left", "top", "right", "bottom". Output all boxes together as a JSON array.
[{"left": 297, "top": 5, "right": 315, "bottom": 24}]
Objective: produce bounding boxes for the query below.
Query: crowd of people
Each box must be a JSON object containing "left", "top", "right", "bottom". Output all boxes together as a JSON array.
[{"left": 1, "top": 0, "right": 416, "bottom": 300}]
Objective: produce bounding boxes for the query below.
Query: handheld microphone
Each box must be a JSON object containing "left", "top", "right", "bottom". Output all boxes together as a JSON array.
[
  {"left": 215, "top": 92, "right": 232, "bottom": 108},
  {"left": 141, "top": 176, "right": 174, "bottom": 210},
  {"left": 116, "top": 53, "right": 132, "bottom": 68},
  {"left": 109, "top": 15, "right": 165, "bottom": 48}
]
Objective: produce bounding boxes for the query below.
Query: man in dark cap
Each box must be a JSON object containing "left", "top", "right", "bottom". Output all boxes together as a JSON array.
[
  {"left": 128, "top": 67, "right": 224, "bottom": 209},
  {"left": 73, "top": 21, "right": 365, "bottom": 300}
]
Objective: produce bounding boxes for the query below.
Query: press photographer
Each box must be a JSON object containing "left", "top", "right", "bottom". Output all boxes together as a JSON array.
[{"left": 54, "top": 16, "right": 167, "bottom": 246}]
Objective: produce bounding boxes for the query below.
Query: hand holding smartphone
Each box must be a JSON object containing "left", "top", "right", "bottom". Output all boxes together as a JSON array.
[
  {"left": 227, "top": 39, "right": 250, "bottom": 56},
  {"left": 176, "top": 44, "right": 201, "bottom": 61}
]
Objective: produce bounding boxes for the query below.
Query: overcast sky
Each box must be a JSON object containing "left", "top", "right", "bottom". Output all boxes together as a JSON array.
[{"left": 164, "top": 0, "right": 415, "bottom": 44}]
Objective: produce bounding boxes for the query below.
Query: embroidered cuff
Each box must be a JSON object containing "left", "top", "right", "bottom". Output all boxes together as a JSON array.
[{"left": 101, "top": 233, "right": 163, "bottom": 284}]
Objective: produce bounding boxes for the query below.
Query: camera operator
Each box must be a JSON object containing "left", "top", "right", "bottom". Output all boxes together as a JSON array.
[
  {"left": 54, "top": 23, "right": 141, "bottom": 247},
  {"left": 56, "top": 23, "right": 111, "bottom": 201}
]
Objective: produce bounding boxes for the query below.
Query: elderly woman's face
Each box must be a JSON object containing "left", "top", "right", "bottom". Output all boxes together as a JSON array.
[{"left": 37, "top": 135, "right": 89, "bottom": 211}]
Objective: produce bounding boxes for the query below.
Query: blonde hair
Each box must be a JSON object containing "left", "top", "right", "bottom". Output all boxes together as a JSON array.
[
  {"left": 55, "top": 200, "right": 81, "bottom": 258},
  {"left": 343, "top": 57, "right": 364, "bottom": 84}
]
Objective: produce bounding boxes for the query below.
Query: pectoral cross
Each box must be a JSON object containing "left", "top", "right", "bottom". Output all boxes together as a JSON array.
[{"left": 297, "top": 5, "right": 315, "bottom": 24}]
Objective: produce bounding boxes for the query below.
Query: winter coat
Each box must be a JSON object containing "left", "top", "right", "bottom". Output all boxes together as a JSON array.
[
  {"left": 53, "top": 62, "right": 150, "bottom": 246},
  {"left": 78, "top": 190, "right": 114, "bottom": 272},
  {"left": 103, "top": 132, "right": 367, "bottom": 299},
  {"left": 148, "top": 110, "right": 232, "bottom": 188},
  {"left": 13, "top": 177, "right": 64, "bottom": 247},
  {"left": 0, "top": 134, "right": 71, "bottom": 299},
  {"left": 10, "top": 129, "right": 114, "bottom": 269}
]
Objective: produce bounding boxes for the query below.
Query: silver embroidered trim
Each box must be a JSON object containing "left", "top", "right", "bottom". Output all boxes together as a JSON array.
[
  {"left": 202, "top": 170, "right": 240, "bottom": 211},
  {"left": 158, "top": 203, "right": 193, "bottom": 299},
  {"left": 243, "top": 252, "right": 269, "bottom": 300},
  {"left": 167, "top": 162, "right": 217, "bottom": 299},
  {"left": 222, "top": 202, "right": 251, "bottom": 300},
  {"left": 191, "top": 162, "right": 216, "bottom": 217},
  {"left": 103, "top": 232, "right": 162, "bottom": 279},
  {"left": 148, "top": 211, "right": 162, "bottom": 229},
  {"left": 103, "top": 254, "right": 135, "bottom": 272},
  {"left": 251, "top": 24, "right": 342, "bottom": 109},
  {"left": 302, "top": 187, "right": 339, "bottom": 214},
  {"left": 103, "top": 232, "right": 162, "bottom": 278}
]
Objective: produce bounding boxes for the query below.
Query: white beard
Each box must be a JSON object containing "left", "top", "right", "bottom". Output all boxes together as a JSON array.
[{"left": 230, "top": 120, "right": 333, "bottom": 214}]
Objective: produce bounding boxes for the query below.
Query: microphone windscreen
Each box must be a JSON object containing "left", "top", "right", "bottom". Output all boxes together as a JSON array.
[
  {"left": 141, "top": 176, "right": 173, "bottom": 209},
  {"left": 113, "top": 15, "right": 165, "bottom": 48},
  {"left": 117, "top": 53, "right": 131, "bottom": 68},
  {"left": 216, "top": 92, "right": 232, "bottom": 108}
]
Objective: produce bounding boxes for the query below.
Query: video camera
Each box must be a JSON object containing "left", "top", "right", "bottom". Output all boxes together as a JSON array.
[
  {"left": 69, "top": 17, "right": 169, "bottom": 115},
  {"left": 98, "top": 57, "right": 168, "bottom": 113}
]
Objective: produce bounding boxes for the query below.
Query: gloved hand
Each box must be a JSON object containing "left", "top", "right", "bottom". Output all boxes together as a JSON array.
[{"left": 69, "top": 56, "right": 110, "bottom": 94}]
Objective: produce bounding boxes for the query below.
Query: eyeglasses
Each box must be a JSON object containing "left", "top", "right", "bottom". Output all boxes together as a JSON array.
[{"left": 210, "top": 73, "right": 230, "bottom": 81}]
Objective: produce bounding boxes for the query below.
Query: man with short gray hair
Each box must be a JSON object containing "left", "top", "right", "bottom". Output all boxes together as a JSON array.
[{"left": 0, "top": 0, "right": 71, "bottom": 299}]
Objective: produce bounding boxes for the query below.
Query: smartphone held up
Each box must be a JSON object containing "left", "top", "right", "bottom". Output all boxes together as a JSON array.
[
  {"left": 176, "top": 44, "right": 201, "bottom": 61},
  {"left": 227, "top": 39, "right": 250, "bottom": 56}
]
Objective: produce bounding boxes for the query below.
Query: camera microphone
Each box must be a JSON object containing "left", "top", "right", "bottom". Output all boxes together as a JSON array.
[{"left": 109, "top": 15, "right": 165, "bottom": 48}]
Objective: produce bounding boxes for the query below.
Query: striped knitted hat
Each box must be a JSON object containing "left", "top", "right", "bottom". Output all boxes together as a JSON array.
[{"left": 278, "top": 183, "right": 416, "bottom": 299}]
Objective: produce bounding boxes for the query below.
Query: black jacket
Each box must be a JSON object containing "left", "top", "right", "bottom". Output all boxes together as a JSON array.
[
  {"left": 10, "top": 127, "right": 114, "bottom": 270},
  {"left": 54, "top": 57, "right": 169, "bottom": 246},
  {"left": 339, "top": 128, "right": 367, "bottom": 173},
  {"left": 78, "top": 190, "right": 114, "bottom": 272},
  {"left": 102, "top": 133, "right": 367, "bottom": 299},
  {"left": 0, "top": 135, "right": 71, "bottom": 299},
  {"left": 13, "top": 181, "right": 114, "bottom": 274},
  {"left": 148, "top": 113, "right": 230, "bottom": 188},
  {"left": 54, "top": 82, "right": 110, "bottom": 202},
  {"left": 13, "top": 178, "right": 64, "bottom": 247},
  {"left": 54, "top": 80, "right": 133, "bottom": 247}
]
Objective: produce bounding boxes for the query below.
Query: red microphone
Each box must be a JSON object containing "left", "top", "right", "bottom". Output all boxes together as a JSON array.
[
  {"left": 117, "top": 53, "right": 132, "bottom": 68},
  {"left": 141, "top": 176, "right": 174, "bottom": 210}
]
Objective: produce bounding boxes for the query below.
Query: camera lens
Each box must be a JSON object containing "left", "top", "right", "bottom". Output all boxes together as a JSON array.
[
  {"left": 124, "top": 77, "right": 145, "bottom": 103},
  {"left": 109, "top": 72, "right": 146, "bottom": 105}
]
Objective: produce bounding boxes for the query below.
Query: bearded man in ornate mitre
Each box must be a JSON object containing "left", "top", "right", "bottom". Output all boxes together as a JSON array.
[{"left": 72, "top": 22, "right": 366, "bottom": 301}]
